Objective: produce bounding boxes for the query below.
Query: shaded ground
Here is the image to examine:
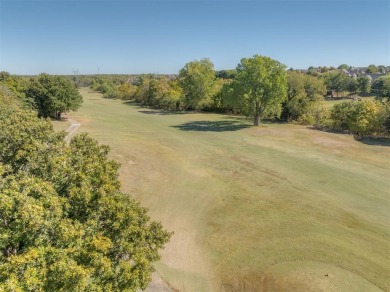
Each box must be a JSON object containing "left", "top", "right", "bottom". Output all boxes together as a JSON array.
[
  {"left": 359, "top": 137, "right": 390, "bottom": 147},
  {"left": 172, "top": 120, "right": 251, "bottom": 132}
]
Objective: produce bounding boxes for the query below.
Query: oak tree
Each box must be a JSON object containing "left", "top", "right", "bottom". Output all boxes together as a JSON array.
[
  {"left": 26, "top": 73, "right": 83, "bottom": 119},
  {"left": 0, "top": 92, "right": 171, "bottom": 291},
  {"left": 224, "top": 55, "right": 287, "bottom": 125},
  {"left": 179, "top": 58, "right": 216, "bottom": 110}
]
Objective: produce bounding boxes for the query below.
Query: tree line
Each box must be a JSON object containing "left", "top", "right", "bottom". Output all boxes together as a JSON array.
[
  {"left": 1, "top": 57, "right": 389, "bottom": 135},
  {"left": 84, "top": 56, "right": 390, "bottom": 137},
  {"left": 0, "top": 72, "right": 82, "bottom": 120}
]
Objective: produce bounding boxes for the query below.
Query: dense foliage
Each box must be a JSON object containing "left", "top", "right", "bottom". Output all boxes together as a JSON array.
[
  {"left": 0, "top": 92, "right": 171, "bottom": 291},
  {"left": 134, "top": 75, "right": 183, "bottom": 110},
  {"left": 223, "top": 55, "right": 287, "bottom": 125},
  {"left": 330, "top": 99, "right": 390, "bottom": 138},
  {"left": 81, "top": 59, "right": 389, "bottom": 134},
  {"left": 25, "top": 74, "right": 83, "bottom": 119},
  {"left": 372, "top": 75, "right": 390, "bottom": 100},
  {"left": 284, "top": 71, "right": 327, "bottom": 125},
  {"left": 178, "top": 58, "right": 217, "bottom": 110}
]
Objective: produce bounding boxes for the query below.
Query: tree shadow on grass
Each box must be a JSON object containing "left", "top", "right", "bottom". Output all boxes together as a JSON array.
[
  {"left": 122, "top": 100, "right": 138, "bottom": 106},
  {"left": 138, "top": 110, "right": 191, "bottom": 116},
  {"left": 307, "top": 126, "right": 390, "bottom": 147},
  {"left": 171, "top": 120, "right": 251, "bottom": 132},
  {"left": 358, "top": 137, "right": 390, "bottom": 146},
  {"left": 121, "top": 101, "right": 194, "bottom": 115}
]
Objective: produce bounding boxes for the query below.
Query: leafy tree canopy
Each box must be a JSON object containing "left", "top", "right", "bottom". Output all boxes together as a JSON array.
[
  {"left": 0, "top": 92, "right": 171, "bottom": 291},
  {"left": 215, "top": 69, "right": 236, "bottom": 80},
  {"left": 321, "top": 71, "right": 351, "bottom": 97},
  {"left": 284, "top": 71, "right": 327, "bottom": 124},
  {"left": 330, "top": 99, "right": 388, "bottom": 138},
  {"left": 224, "top": 55, "right": 287, "bottom": 125},
  {"left": 179, "top": 58, "right": 216, "bottom": 110},
  {"left": 357, "top": 76, "right": 371, "bottom": 94},
  {"left": 338, "top": 64, "right": 349, "bottom": 70},
  {"left": 26, "top": 73, "right": 83, "bottom": 119},
  {"left": 366, "top": 64, "right": 378, "bottom": 74},
  {"left": 372, "top": 75, "right": 390, "bottom": 99}
]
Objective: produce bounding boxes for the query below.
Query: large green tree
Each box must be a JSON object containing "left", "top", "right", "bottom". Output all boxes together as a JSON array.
[
  {"left": 178, "top": 58, "right": 216, "bottom": 110},
  {"left": 224, "top": 55, "right": 287, "bottom": 125},
  {"left": 0, "top": 92, "right": 171, "bottom": 291},
  {"left": 372, "top": 75, "right": 390, "bottom": 100},
  {"left": 357, "top": 75, "right": 371, "bottom": 94},
  {"left": 338, "top": 64, "right": 349, "bottom": 70},
  {"left": 366, "top": 64, "right": 378, "bottom": 74},
  {"left": 26, "top": 73, "right": 83, "bottom": 119},
  {"left": 284, "top": 71, "right": 327, "bottom": 124},
  {"left": 322, "top": 71, "right": 350, "bottom": 97}
]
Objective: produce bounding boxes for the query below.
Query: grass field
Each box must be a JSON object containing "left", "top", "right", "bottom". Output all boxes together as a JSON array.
[
  {"left": 59, "top": 88, "right": 390, "bottom": 291},
  {"left": 324, "top": 95, "right": 376, "bottom": 109},
  {"left": 51, "top": 118, "right": 70, "bottom": 132}
]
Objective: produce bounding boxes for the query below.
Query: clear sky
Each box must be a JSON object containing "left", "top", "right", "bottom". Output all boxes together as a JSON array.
[{"left": 0, "top": 0, "right": 389, "bottom": 75}]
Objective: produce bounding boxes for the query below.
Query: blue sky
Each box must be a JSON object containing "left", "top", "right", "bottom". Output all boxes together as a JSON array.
[{"left": 0, "top": 0, "right": 389, "bottom": 74}]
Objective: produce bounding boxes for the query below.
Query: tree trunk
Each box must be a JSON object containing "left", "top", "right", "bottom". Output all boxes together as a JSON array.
[
  {"left": 254, "top": 101, "right": 261, "bottom": 126},
  {"left": 253, "top": 115, "right": 260, "bottom": 126}
]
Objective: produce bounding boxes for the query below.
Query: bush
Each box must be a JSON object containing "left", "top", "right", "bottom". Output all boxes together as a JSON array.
[
  {"left": 330, "top": 100, "right": 388, "bottom": 137},
  {"left": 103, "top": 88, "right": 120, "bottom": 99}
]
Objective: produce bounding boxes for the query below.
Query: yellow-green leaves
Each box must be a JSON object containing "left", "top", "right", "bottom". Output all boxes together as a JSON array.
[
  {"left": 25, "top": 73, "right": 83, "bottom": 119},
  {"left": 224, "top": 55, "right": 287, "bottom": 125},
  {"left": 285, "top": 71, "right": 327, "bottom": 124},
  {"left": 331, "top": 100, "right": 388, "bottom": 137},
  {"left": 0, "top": 92, "right": 171, "bottom": 290},
  {"left": 179, "top": 58, "right": 216, "bottom": 110}
]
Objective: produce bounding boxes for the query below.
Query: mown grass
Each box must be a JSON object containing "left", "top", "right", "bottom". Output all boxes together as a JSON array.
[
  {"left": 324, "top": 95, "right": 376, "bottom": 109},
  {"left": 58, "top": 88, "right": 390, "bottom": 291},
  {"left": 51, "top": 118, "right": 70, "bottom": 132}
]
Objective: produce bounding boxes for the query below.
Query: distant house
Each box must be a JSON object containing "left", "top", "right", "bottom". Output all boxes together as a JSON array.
[
  {"left": 341, "top": 67, "right": 385, "bottom": 82},
  {"left": 366, "top": 74, "right": 383, "bottom": 82}
]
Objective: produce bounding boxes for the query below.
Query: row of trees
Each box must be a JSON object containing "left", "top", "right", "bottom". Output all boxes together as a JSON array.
[
  {"left": 0, "top": 89, "right": 171, "bottom": 290},
  {"left": 310, "top": 64, "right": 388, "bottom": 75},
  {"left": 1, "top": 57, "right": 389, "bottom": 134},
  {"left": 88, "top": 56, "right": 390, "bottom": 132},
  {"left": 92, "top": 56, "right": 289, "bottom": 125}
]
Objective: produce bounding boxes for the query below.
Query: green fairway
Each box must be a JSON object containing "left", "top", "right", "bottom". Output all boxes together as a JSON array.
[
  {"left": 61, "top": 88, "right": 390, "bottom": 291},
  {"left": 324, "top": 95, "right": 376, "bottom": 109}
]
